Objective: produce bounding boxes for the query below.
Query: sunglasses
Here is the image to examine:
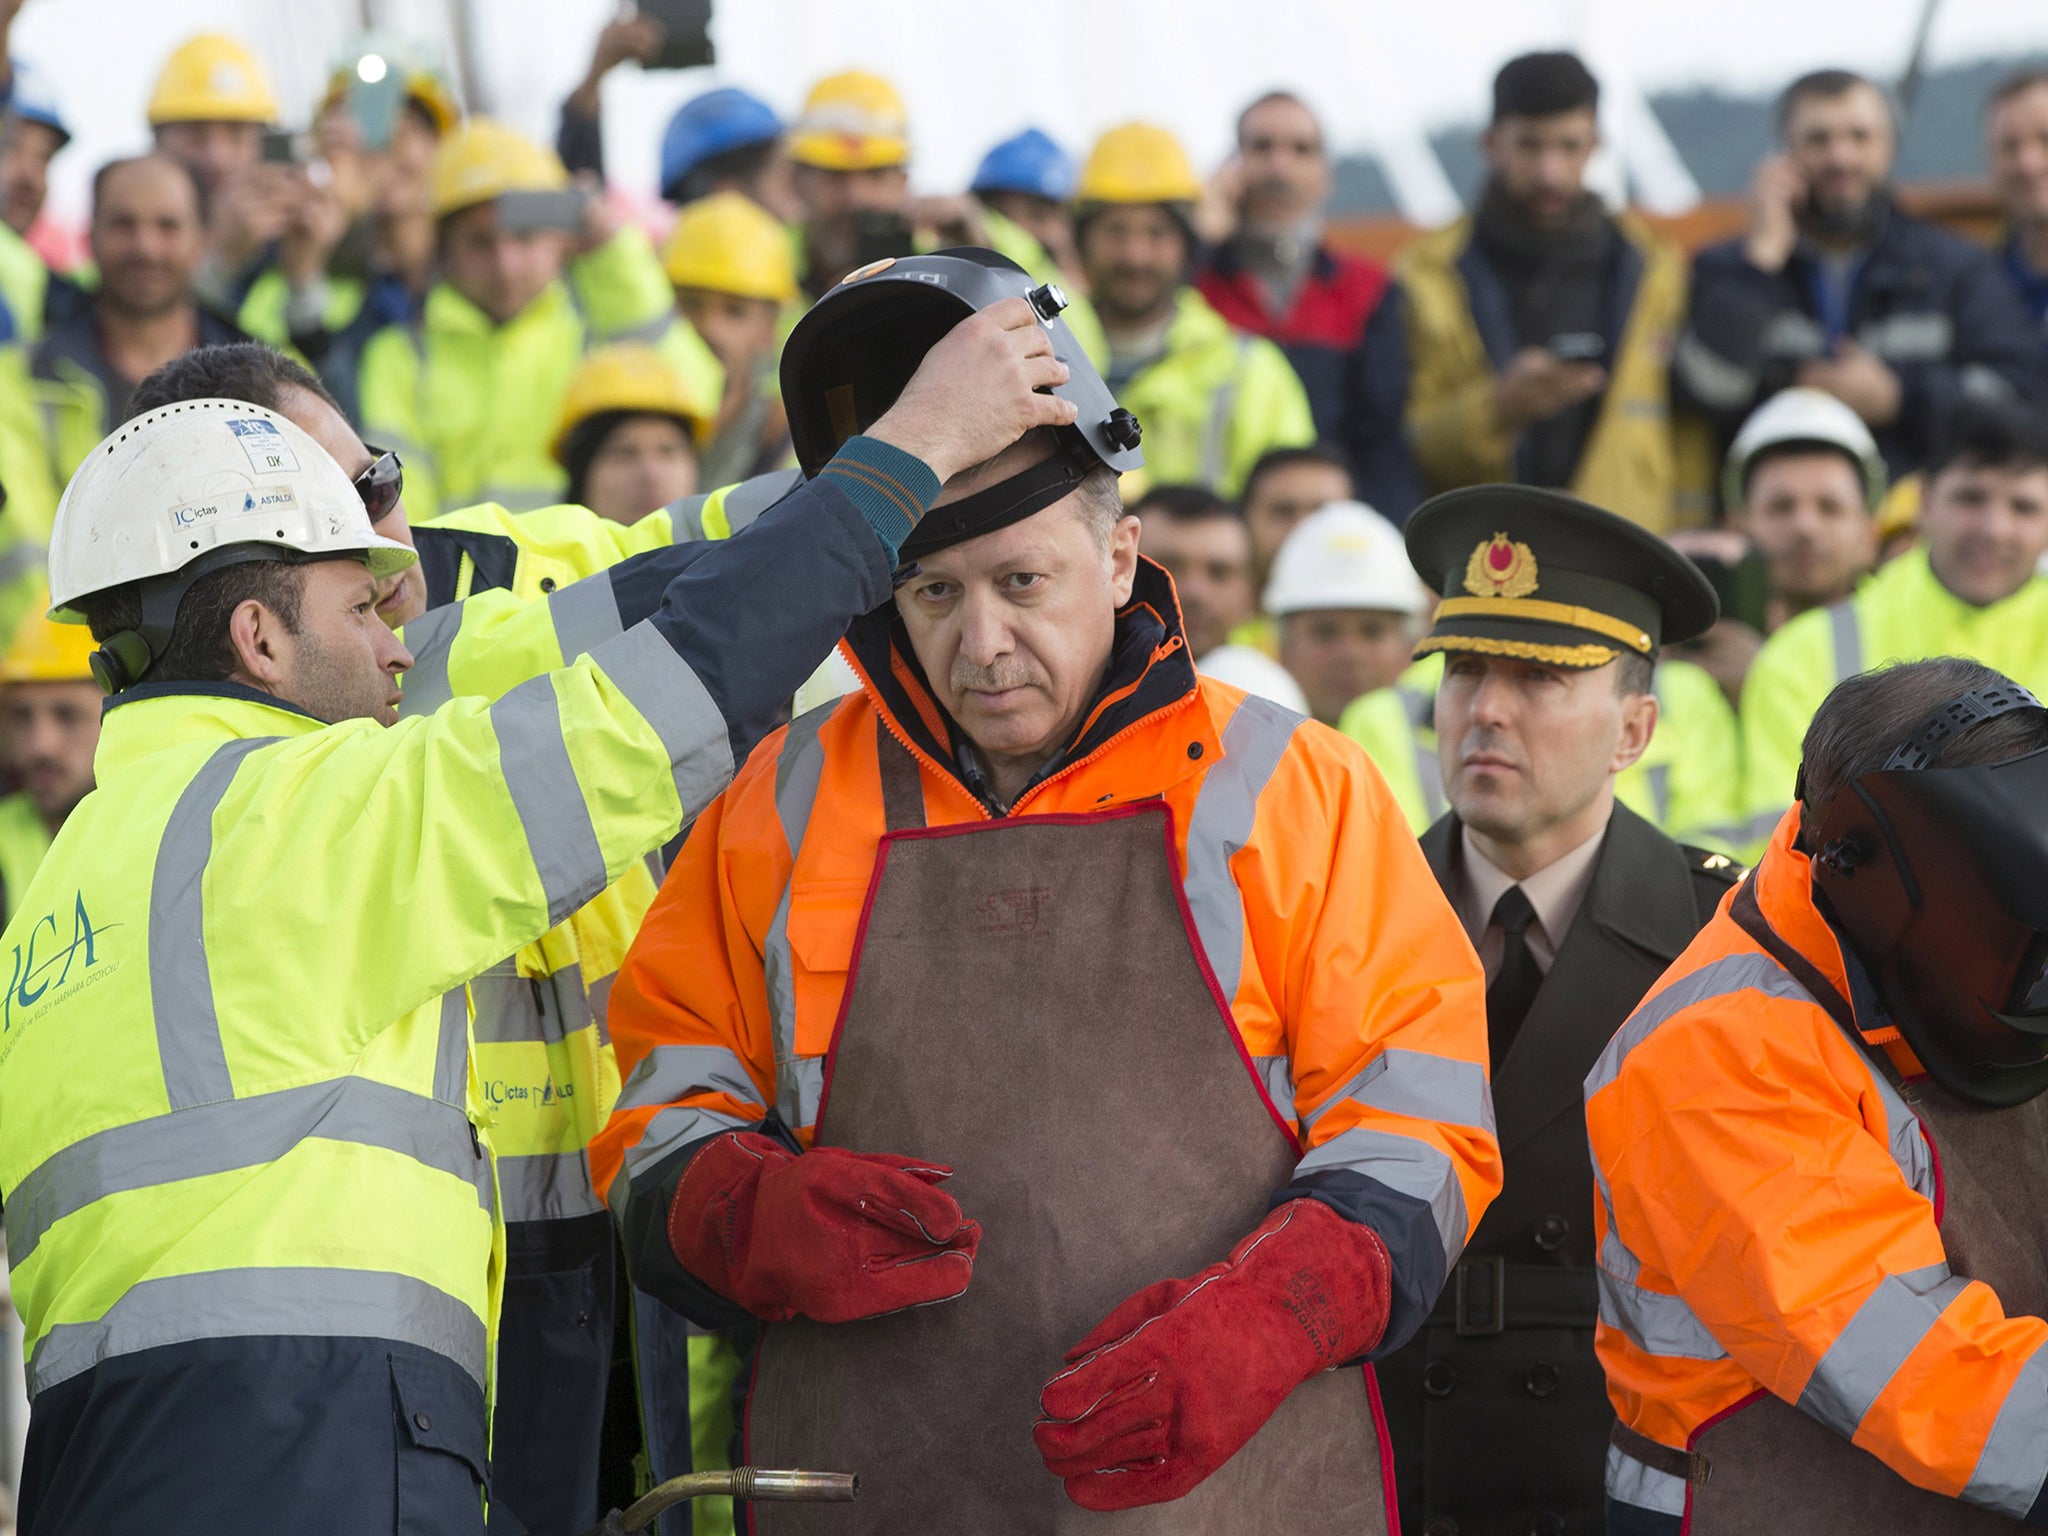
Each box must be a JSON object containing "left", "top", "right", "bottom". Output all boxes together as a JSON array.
[{"left": 355, "top": 449, "right": 404, "bottom": 524}]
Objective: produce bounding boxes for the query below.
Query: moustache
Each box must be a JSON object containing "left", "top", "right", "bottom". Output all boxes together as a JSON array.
[{"left": 952, "top": 661, "right": 1043, "bottom": 695}]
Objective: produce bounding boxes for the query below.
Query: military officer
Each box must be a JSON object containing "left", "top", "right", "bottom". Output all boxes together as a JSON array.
[{"left": 1376, "top": 486, "right": 1742, "bottom": 1536}]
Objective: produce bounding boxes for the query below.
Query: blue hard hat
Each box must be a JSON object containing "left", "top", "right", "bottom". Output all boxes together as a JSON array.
[
  {"left": 5, "top": 58, "right": 69, "bottom": 148},
  {"left": 659, "top": 86, "right": 781, "bottom": 202},
  {"left": 969, "top": 128, "right": 1074, "bottom": 203}
]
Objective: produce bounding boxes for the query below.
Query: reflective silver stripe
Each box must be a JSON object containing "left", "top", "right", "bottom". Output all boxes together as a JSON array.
[
  {"left": 1184, "top": 695, "right": 1301, "bottom": 1003},
  {"left": 588, "top": 621, "right": 735, "bottom": 822},
  {"left": 666, "top": 493, "right": 711, "bottom": 542},
  {"left": 28, "top": 1267, "right": 490, "bottom": 1397},
  {"left": 1305, "top": 1048, "right": 1495, "bottom": 1136},
  {"left": 1200, "top": 337, "right": 1253, "bottom": 490},
  {"left": 1960, "top": 363, "right": 2017, "bottom": 403},
  {"left": 720, "top": 468, "right": 803, "bottom": 533},
  {"left": 1857, "top": 313, "right": 1953, "bottom": 362},
  {"left": 468, "top": 963, "right": 593, "bottom": 1049},
  {"left": 1672, "top": 330, "right": 1759, "bottom": 410},
  {"left": 497, "top": 1149, "right": 603, "bottom": 1222},
  {"left": 1828, "top": 598, "right": 1864, "bottom": 683},
  {"left": 1594, "top": 1174, "right": 1643, "bottom": 1285},
  {"left": 779, "top": 1055, "right": 825, "bottom": 1131},
  {"left": 589, "top": 972, "right": 615, "bottom": 1047},
  {"left": 1251, "top": 1054, "right": 1295, "bottom": 1120},
  {"left": 1964, "top": 1340, "right": 2048, "bottom": 1516},
  {"left": 762, "top": 706, "right": 832, "bottom": 1084},
  {"left": 1760, "top": 311, "right": 1828, "bottom": 360},
  {"left": 150, "top": 738, "right": 277, "bottom": 1110},
  {"left": 397, "top": 601, "right": 465, "bottom": 718},
  {"left": 1738, "top": 807, "right": 1789, "bottom": 846},
  {"left": 433, "top": 988, "right": 469, "bottom": 1105},
  {"left": 1295, "top": 1124, "right": 1468, "bottom": 1266},
  {"left": 601, "top": 312, "right": 674, "bottom": 347},
  {"left": 1598, "top": 1269, "right": 1727, "bottom": 1360},
  {"left": 1644, "top": 762, "right": 1673, "bottom": 829},
  {"left": 548, "top": 574, "right": 625, "bottom": 662},
  {"left": 1605, "top": 1441, "right": 1689, "bottom": 1517},
  {"left": 607, "top": 1101, "right": 756, "bottom": 1220},
  {"left": 4, "top": 1075, "right": 486, "bottom": 1268},
  {"left": 1586, "top": 952, "right": 1810, "bottom": 1098},
  {"left": 1798, "top": 1263, "right": 1968, "bottom": 1440},
  {"left": 617, "top": 1044, "right": 763, "bottom": 1114},
  {"left": 0, "top": 541, "right": 46, "bottom": 584},
  {"left": 491, "top": 678, "right": 609, "bottom": 927}
]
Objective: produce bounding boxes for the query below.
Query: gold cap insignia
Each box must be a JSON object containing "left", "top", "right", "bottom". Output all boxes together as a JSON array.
[{"left": 1463, "top": 533, "right": 1539, "bottom": 600}]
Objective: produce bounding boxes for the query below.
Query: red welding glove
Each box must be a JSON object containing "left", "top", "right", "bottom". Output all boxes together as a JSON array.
[
  {"left": 667, "top": 1131, "right": 980, "bottom": 1323},
  {"left": 1033, "top": 1198, "right": 1391, "bottom": 1511}
]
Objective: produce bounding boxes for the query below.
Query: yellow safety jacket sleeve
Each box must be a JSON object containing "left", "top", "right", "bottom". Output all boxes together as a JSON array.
[
  {"left": 569, "top": 224, "right": 724, "bottom": 412},
  {"left": 0, "top": 224, "right": 48, "bottom": 345},
  {"left": 1226, "top": 334, "right": 1319, "bottom": 496},
  {"left": 357, "top": 321, "right": 441, "bottom": 518},
  {"left": 1625, "top": 658, "right": 1743, "bottom": 854}
]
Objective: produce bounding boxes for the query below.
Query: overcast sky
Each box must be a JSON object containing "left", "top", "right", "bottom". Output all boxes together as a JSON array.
[{"left": 15, "top": 0, "right": 2046, "bottom": 223}]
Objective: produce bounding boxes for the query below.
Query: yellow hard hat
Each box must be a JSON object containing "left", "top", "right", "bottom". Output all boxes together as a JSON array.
[
  {"left": 788, "top": 70, "right": 909, "bottom": 171},
  {"left": 432, "top": 118, "right": 567, "bottom": 218},
  {"left": 662, "top": 192, "right": 797, "bottom": 303},
  {"left": 1077, "top": 122, "right": 1202, "bottom": 206},
  {"left": 0, "top": 598, "right": 99, "bottom": 684},
  {"left": 147, "top": 33, "right": 279, "bottom": 127},
  {"left": 551, "top": 344, "right": 708, "bottom": 462}
]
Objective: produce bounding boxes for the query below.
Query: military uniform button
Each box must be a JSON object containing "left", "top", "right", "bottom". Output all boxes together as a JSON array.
[
  {"left": 1533, "top": 1214, "right": 1569, "bottom": 1251},
  {"left": 1422, "top": 1361, "right": 1457, "bottom": 1398},
  {"left": 1423, "top": 1520, "right": 1458, "bottom": 1536},
  {"left": 1525, "top": 1362, "right": 1561, "bottom": 1398}
]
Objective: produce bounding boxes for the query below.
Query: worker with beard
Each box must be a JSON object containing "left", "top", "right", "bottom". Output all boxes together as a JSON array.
[
  {"left": 30, "top": 155, "right": 250, "bottom": 481},
  {"left": 0, "top": 603, "right": 99, "bottom": 926},
  {"left": 1076, "top": 123, "right": 1315, "bottom": 495},
  {"left": 1679, "top": 67, "right": 2046, "bottom": 483},
  {"left": 1402, "top": 51, "right": 1695, "bottom": 530}
]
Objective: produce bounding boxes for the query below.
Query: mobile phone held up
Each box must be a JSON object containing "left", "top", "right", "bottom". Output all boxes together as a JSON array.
[
  {"left": 496, "top": 189, "right": 590, "bottom": 235},
  {"left": 1547, "top": 332, "right": 1606, "bottom": 364},
  {"left": 633, "top": 0, "right": 715, "bottom": 71}
]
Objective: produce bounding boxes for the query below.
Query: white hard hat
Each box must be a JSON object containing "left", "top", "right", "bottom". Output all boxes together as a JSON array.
[
  {"left": 48, "top": 397, "right": 417, "bottom": 622},
  {"left": 1263, "top": 500, "right": 1427, "bottom": 618},
  {"left": 1723, "top": 387, "right": 1887, "bottom": 512}
]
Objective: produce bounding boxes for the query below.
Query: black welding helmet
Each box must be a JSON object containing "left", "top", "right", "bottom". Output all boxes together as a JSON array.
[
  {"left": 780, "top": 247, "right": 1143, "bottom": 561},
  {"left": 1807, "top": 682, "right": 2048, "bottom": 1107}
]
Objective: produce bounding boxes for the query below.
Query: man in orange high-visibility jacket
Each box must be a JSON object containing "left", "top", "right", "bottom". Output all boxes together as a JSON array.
[
  {"left": 592, "top": 249, "right": 1500, "bottom": 1533},
  {"left": 1588, "top": 655, "right": 2048, "bottom": 1535}
]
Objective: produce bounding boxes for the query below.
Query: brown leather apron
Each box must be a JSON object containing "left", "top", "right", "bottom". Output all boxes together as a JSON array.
[
  {"left": 1682, "top": 1079, "right": 2048, "bottom": 1534},
  {"left": 744, "top": 763, "right": 1390, "bottom": 1533}
]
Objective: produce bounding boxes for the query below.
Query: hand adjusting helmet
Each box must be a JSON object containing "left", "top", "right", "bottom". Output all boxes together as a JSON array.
[
  {"left": 1806, "top": 681, "right": 2048, "bottom": 1106},
  {"left": 46, "top": 399, "right": 417, "bottom": 694},
  {"left": 779, "top": 247, "right": 1142, "bottom": 564}
]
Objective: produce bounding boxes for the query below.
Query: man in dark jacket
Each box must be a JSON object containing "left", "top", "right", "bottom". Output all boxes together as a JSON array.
[
  {"left": 1377, "top": 484, "right": 1742, "bottom": 1536},
  {"left": 1677, "top": 68, "right": 2044, "bottom": 485},
  {"left": 1196, "top": 91, "right": 1421, "bottom": 519}
]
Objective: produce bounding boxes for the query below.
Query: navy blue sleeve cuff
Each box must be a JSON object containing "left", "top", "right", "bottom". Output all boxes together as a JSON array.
[{"left": 815, "top": 435, "right": 941, "bottom": 566}]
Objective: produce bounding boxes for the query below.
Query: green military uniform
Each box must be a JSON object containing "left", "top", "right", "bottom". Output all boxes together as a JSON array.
[
  {"left": 1375, "top": 484, "right": 1734, "bottom": 1536},
  {"left": 1736, "top": 547, "right": 2048, "bottom": 859},
  {"left": 357, "top": 226, "right": 722, "bottom": 520},
  {"left": 1110, "top": 287, "right": 1315, "bottom": 496},
  {"left": 1342, "top": 653, "right": 1744, "bottom": 852}
]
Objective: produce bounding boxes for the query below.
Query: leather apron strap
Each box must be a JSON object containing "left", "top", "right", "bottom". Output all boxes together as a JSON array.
[{"left": 745, "top": 800, "right": 1388, "bottom": 1533}]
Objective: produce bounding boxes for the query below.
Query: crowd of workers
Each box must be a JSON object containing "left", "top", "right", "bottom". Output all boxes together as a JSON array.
[{"left": 0, "top": 7, "right": 2044, "bottom": 1536}]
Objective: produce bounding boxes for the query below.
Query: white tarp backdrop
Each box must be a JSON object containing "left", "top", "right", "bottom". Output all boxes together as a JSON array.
[{"left": 13, "top": 0, "right": 2048, "bottom": 225}]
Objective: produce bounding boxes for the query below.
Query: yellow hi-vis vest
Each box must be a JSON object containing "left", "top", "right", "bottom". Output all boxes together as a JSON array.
[{"left": 0, "top": 615, "right": 717, "bottom": 1405}]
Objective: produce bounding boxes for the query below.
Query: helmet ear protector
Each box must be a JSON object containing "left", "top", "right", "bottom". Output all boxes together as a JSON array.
[{"left": 1802, "top": 682, "right": 2048, "bottom": 1106}]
